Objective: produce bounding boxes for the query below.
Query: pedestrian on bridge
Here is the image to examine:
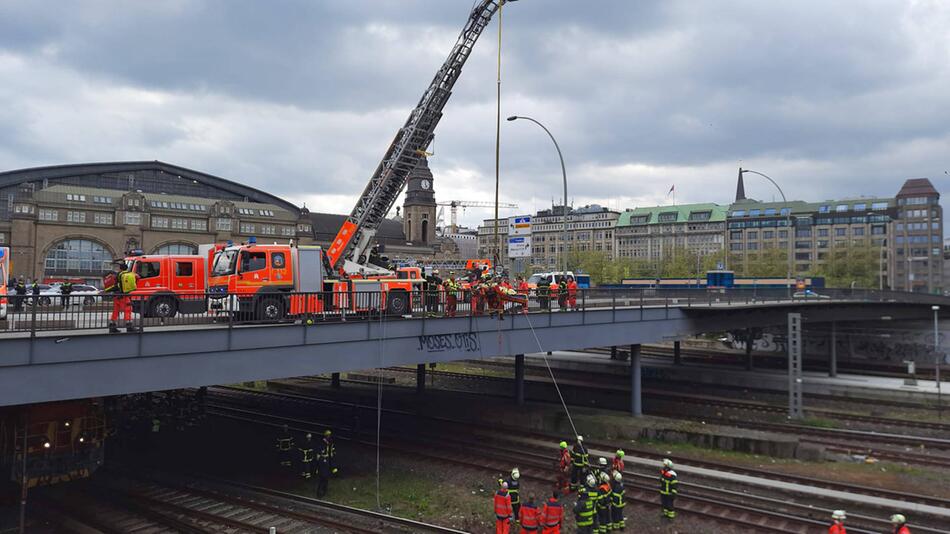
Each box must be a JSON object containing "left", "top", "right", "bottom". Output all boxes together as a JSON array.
[
  {"left": 566, "top": 276, "right": 578, "bottom": 311},
  {"left": 275, "top": 424, "right": 294, "bottom": 467},
  {"left": 444, "top": 276, "right": 459, "bottom": 317},
  {"left": 828, "top": 510, "right": 847, "bottom": 533},
  {"left": 890, "top": 514, "right": 911, "bottom": 534},
  {"left": 540, "top": 491, "right": 563, "bottom": 534},
  {"left": 569, "top": 436, "right": 589, "bottom": 493},
  {"left": 298, "top": 433, "right": 315, "bottom": 479},
  {"left": 494, "top": 481, "right": 514, "bottom": 534},
  {"left": 659, "top": 459, "right": 678, "bottom": 521}
]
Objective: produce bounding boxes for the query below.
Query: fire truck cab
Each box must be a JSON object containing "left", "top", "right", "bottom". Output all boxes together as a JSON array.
[{"left": 124, "top": 251, "right": 207, "bottom": 318}]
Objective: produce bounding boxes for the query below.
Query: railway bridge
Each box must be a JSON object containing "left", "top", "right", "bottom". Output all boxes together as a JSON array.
[{"left": 0, "top": 288, "right": 944, "bottom": 409}]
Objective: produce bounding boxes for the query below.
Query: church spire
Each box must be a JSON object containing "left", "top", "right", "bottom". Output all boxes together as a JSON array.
[{"left": 736, "top": 167, "right": 747, "bottom": 201}]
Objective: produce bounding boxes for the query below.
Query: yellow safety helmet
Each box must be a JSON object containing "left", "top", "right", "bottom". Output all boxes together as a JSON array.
[{"left": 559, "top": 441, "right": 568, "bottom": 449}]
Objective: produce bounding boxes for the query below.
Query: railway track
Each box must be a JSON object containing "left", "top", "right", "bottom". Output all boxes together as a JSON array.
[
  {"left": 207, "top": 386, "right": 950, "bottom": 533},
  {"left": 36, "top": 464, "right": 462, "bottom": 533}
]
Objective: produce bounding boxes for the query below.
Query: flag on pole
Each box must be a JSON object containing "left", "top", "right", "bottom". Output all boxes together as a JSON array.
[{"left": 667, "top": 185, "right": 675, "bottom": 195}]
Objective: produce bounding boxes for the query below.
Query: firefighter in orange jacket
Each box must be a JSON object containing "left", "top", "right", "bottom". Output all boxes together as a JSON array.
[
  {"left": 548, "top": 279, "right": 560, "bottom": 310},
  {"left": 494, "top": 482, "right": 514, "bottom": 534},
  {"left": 611, "top": 450, "right": 625, "bottom": 476},
  {"left": 566, "top": 276, "right": 578, "bottom": 310},
  {"left": 890, "top": 514, "right": 911, "bottom": 534},
  {"left": 556, "top": 441, "right": 571, "bottom": 494},
  {"left": 540, "top": 492, "right": 563, "bottom": 534},
  {"left": 518, "top": 494, "right": 540, "bottom": 533},
  {"left": 517, "top": 277, "right": 530, "bottom": 314},
  {"left": 828, "top": 510, "right": 847, "bottom": 534}
]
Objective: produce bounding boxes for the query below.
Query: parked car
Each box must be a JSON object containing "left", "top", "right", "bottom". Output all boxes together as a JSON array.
[
  {"left": 793, "top": 289, "right": 829, "bottom": 299},
  {"left": 37, "top": 284, "right": 102, "bottom": 306}
]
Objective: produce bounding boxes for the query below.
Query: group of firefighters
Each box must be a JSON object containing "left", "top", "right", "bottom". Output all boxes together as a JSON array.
[
  {"left": 493, "top": 436, "right": 661, "bottom": 534},
  {"left": 425, "top": 266, "right": 580, "bottom": 319},
  {"left": 275, "top": 425, "right": 338, "bottom": 498},
  {"left": 829, "top": 509, "right": 914, "bottom": 534}
]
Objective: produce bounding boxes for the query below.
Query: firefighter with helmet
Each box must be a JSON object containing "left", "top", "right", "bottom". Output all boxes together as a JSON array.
[
  {"left": 584, "top": 473, "right": 600, "bottom": 533},
  {"left": 610, "top": 470, "right": 626, "bottom": 531},
  {"left": 659, "top": 458, "right": 678, "bottom": 520},
  {"left": 829, "top": 510, "right": 847, "bottom": 533},
  {"left": 595, "top": 471, "right": 611, "bottom": 534},
  {"left": 890, "top": 514, "right": 911, "bottom": 534},
  {"left": 573, "top": 483, "right": 595, "bottom": 534},
  {"left": 298, "top": 433, "right": 315, "bottom": 479},
  {"left": 611, "top": 450, "right": 625, "bottom": 475},
  {"left": 570, "top": 436, "right": 589, "bottom": 493},
  {"left": 502, "top": 467, "right": 521, "bottom": 522},
  {"left": 322, "top": 429, "right": 337, "bottom": 475},
  {"left": 106, "top": 260, "right": 139, "bottom": 333},
  {"left": 556, "top": 441, "right": 571, "bottom": 494},
  {"left": 275, "top": 424, "right": 294, "bottom": 467}
]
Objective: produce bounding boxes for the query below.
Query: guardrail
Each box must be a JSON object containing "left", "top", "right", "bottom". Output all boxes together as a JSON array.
[{"left": 0, "top": 286, "right": 944, "bottom": 335}]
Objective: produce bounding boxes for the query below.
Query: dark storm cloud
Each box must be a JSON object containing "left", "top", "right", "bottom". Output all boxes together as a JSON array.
[{"left": 0, "top": 0, "right": 946, "bottom": 220}]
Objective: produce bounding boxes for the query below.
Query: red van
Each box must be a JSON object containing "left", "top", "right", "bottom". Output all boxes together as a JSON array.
[{"left": 125, "top": 254, "right": 207, "bottom": 318}]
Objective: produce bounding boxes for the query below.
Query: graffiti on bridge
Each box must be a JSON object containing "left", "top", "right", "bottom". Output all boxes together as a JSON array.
[{"left": 417, "top": 333, "right": 481, "bottom": 353}]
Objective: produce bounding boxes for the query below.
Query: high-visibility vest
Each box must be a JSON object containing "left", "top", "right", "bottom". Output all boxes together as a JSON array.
[
  {"left": 610, "top": 480, "right": 625, "bottom": 508},
  {"left": 299, "top": 447, "right": 313, "bottom": 463},
  {"left": 571, "top": 445, "right": 588, "bottom": 467},
  {"left": 118, "top": 271, "right": 137, "bottom": 293},
  {"left": 506, "top": 478, "right": 520, "bottom": 504},
  {"left": 660, "top": 470, "right": 678, "bottom": 495},
  {"left": 895, "top": 526, "right": 911, "bottom": 534},
  {"left": 541, "top": 499, "right": 563, "bottom": 527},
  {"left": 494, "top": 490, "right": 513, "bottom": 519},
  {"left": 574, "top": 495, "right": 594, "bottom": 527},
  {"left": 276, "top": 436, "right": 293, "bottom": 451},
  {"left": 519, "top": 503, "right": 540, "bottom": 529}
]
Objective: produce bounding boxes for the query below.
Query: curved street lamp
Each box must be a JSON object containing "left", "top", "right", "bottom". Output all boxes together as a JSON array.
[
  {"left": 739, "top": 168, "right": 792, "bottom": 298},
  {"left": 508, "top": 115, "right": 568, "bottom": 274}
]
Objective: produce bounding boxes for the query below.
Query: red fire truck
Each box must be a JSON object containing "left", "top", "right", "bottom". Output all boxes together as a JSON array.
[{"left": 123, "top": 251, "right": 208, "bottom": 318}]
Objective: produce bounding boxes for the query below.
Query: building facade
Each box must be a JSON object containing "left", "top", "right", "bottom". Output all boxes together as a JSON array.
[
  {"left": 725, "top": 177, "right": 942, "bottom": 293},
  {"left": 614, "top": 203, "right": 726, "bottom": 261}
]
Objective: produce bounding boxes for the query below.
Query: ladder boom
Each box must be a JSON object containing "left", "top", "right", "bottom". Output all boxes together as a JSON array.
[{"left": 327, "top": 0, "right": 510, "bottom": 269}]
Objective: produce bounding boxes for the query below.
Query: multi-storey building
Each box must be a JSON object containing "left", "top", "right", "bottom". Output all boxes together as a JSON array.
[
  {"left": 725, "top": 177, "right": 942, "bottom": 293},
  {"left": 614, "top": 203, "right": 726, "bottom": 261}
]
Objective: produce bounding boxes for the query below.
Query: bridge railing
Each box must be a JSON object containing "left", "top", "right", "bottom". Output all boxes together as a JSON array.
[{"left": 0, "top": 286, "right": 943, "bottom": 335}]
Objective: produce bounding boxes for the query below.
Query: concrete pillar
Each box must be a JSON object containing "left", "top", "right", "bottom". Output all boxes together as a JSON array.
[
  {"left": 673, "top": 341, "right": 681, "bottom": 366},
  {"left": 745, "top": 331, "right": 754, "bottom": 371},
  {"left": 829, "top": 322, "right": 837, "bottom": 378},
  {"left": 416, "top": 364, "right": 426, "bottom": 394},
  {"left": 611, "top": 346, "right": 618, "bottom": 360},
  {"left": 515, "top": 354, "right": 525, "bottom": 406},
  {"left": 331, "top": 372, "right": 341, "bottom": 389},
  {"left": 629, "top": 344, "right": 642, "bottom": 416}
]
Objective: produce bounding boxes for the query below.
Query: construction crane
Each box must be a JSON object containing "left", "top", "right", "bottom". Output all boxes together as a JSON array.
[
  {"left": 326, "top": 0, "right": 516, "bottom": 276},
  {"left": 437, "top": 200, "right": 518, "bottom": 231}
]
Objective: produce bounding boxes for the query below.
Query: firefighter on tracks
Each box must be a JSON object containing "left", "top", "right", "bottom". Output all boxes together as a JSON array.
[
  {"left": 540, "top": 491, "right": 563, "bottom": 534},
  {"left": 275, "top": 424, "right": 294, "bottom": 468},
  {"left": 503, "top": 468, "right": 522, "bottom": 523},
  {"left": 494, "top": 481, "right": 514, "bottom": 534},
  {"left": 611, "top": 450, "right": 624, "bottom": 475},
  {"left": 298, "top": 433, "right": 315, "bottom": 479},
  {"left": 890, "top": 514, "right": 911, "bottom": 534},
  {"left": 609, "top": 470, "right": 625, "bottom": 531},
  {"left": 659, "top": 458, "right": 678, "bottom": 520},
  {"left": 828, "top": 510, "right": 847, "bottom": 533},
  {"left": 315, "top": 448, "right": 331, "bottom": 498},
  {"left": 555, "top": 441, "right": 571, "bottom": 494},
  {"left": 570, "top": 436, "right": 589, "bottom": 493},
  {"left": 322, "top": 429, "right": 337, "bottom": 475},
  {"left": 595, "top": 471, "right": 611, "bottom": 534},
  {"left": 573, "top": 483, "right": 595, "bottom": 534},
  {"left": 584, "top": 473, "right": 600, "bottom": 533},
  {"left": 518, "top": 494, "right": 540, "bottom": 533}
]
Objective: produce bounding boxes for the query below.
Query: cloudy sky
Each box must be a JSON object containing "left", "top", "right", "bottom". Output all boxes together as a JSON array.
[{"left": 0, "top": 0, "right": 947, "bottom": 229}]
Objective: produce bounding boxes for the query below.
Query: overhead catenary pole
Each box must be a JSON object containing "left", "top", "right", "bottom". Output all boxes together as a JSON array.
[{"left": 493, "top": 1, "right": 504, "bottom": 268}]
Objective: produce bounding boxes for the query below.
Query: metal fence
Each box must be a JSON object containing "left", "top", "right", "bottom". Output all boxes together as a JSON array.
[{"left": 0, "top": 286, "right": 945, "bottom": 335}]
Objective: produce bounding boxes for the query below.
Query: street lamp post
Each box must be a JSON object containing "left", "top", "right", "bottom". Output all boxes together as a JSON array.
[
  {"left": 739, "top": 168, "right": 792, "bottom": 298},
  {"left": 934, "top": 305, "right": 942, "bottom": 419},
  {"left": 507, "top": 116, "right": 568, "bottom": 275}
]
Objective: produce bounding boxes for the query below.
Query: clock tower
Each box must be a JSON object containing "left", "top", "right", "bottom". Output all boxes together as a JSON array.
[{"left": 403, "top": 158, "right": 437, "bottom": 244}]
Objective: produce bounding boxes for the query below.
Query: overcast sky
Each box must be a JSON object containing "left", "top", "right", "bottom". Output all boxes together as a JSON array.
[{"left": 0, "top": 0, "right": 947, "bottom": 230}]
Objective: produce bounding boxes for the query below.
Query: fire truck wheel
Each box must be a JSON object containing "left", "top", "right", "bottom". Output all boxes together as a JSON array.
[
  {"left": 385, "top": 290, "right": 409, "bottom": 315},
  {"left": 149, "top": 297, "right": 178, "bottom": 318},
  {"left": 257, "top": 297, "right": 285, "bottom": 321}
]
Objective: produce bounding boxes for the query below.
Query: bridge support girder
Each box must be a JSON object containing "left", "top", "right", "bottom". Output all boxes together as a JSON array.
[
  {"left": 673, "top": 341, "right": 681, "bottom": 366},
  {"left": 515, "top": 354, "right": 525, "bottom": 406},
  {"left": 829, "top": 322, "right": 837, "bottom": 378},
  {"left": 416, "top": 364, "right": 426, "bottom": 394},
  {"left": 331, "top": 372, "right": 341, "bottom": 389},
  {"left": 629, "top": 344, "right": 642, "bottom": 417}
]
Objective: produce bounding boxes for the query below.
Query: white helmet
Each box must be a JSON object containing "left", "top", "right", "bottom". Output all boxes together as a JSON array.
[
  {"left": 890, "top": 514, "right": 906, "bottom": 524},
  {"left": 577, "top": 435, "right": 584, "bottom": 442},
  {"left": 613, "top": 471, "right": 622, "bottom": 482},
  {"left": 585, "top": 474, "right": 597, "bottom": 487},
  {"left": 306, "top": 433, "right": 312, "bottom": 440},
  {"left": 511, "top": 468, "right": 520, "bottom": 480},
  {"left": 832, "top": 510, "right": 846, "bottom": 521},
  {"left": 598, "top": 457, "right": 607, "bottom": 467},
  {"left": 599, "top": 471, "right": 609, "bottom": 483},
  {"left": 662, "top": 458, "right": 673, "bottom": 469}
]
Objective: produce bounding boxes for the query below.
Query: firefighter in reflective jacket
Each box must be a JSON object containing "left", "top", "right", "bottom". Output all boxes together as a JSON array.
[
  {"left": 573, "top": 483, "right": 595, "bottom": 534},
  {"left": 107, "top": 261, "right": 139, "bottom": 333},
  {"left": 503, "top": 468, "right": 522, "bottom": 521},
  {"left": 610, "top": 470, "right": 626, "bottom": 531},
  {"left": 540, "top": 492, "right": 563, "bottom": 534},
  {"left": 659, "top": 459, "right": 678, "bottom": 520},
  {"left": 595, "top": 471, "right": 611, "bottom": 534},
  {"left": 556, "top": 441, "right": 571, "bottom": 494},
  {"left": 583, "top": 474, "right": 600, "bottom": 533},
  {"left": 444, "top": 277, "right": 459, "bottom": 317},
  {"left": 890, "top": 514, "right": 911, "bottom": 534},
  {"left": 321, "top": 429, "right": 338, "bottom": 475},
  {"left": 518, "top": 494, "right": 539, "bottom": 533},
  {"left": 298, "top": 433, "right": 315, "bottom": 479},
  {"left": 275, "top": 424, "right": 294, "bottom": 467},
  {"left": 828, "top": 510, "right": 847, "bottom": 534},
  {"left": 494, "top": 482, "right": 514, "bottom": 534},
  {"left": 570, "top": 436, "right": 589, "bottom": 492}
]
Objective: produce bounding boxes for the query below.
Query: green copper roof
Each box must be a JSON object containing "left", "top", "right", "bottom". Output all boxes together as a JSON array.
[{"left": 616, "top": 203, "right": 726, "bottom": 226}]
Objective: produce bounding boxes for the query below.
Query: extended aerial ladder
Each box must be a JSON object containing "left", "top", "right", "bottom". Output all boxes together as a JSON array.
[{"left": 326, "top": 0, "right": 515, "bottom": 276}]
